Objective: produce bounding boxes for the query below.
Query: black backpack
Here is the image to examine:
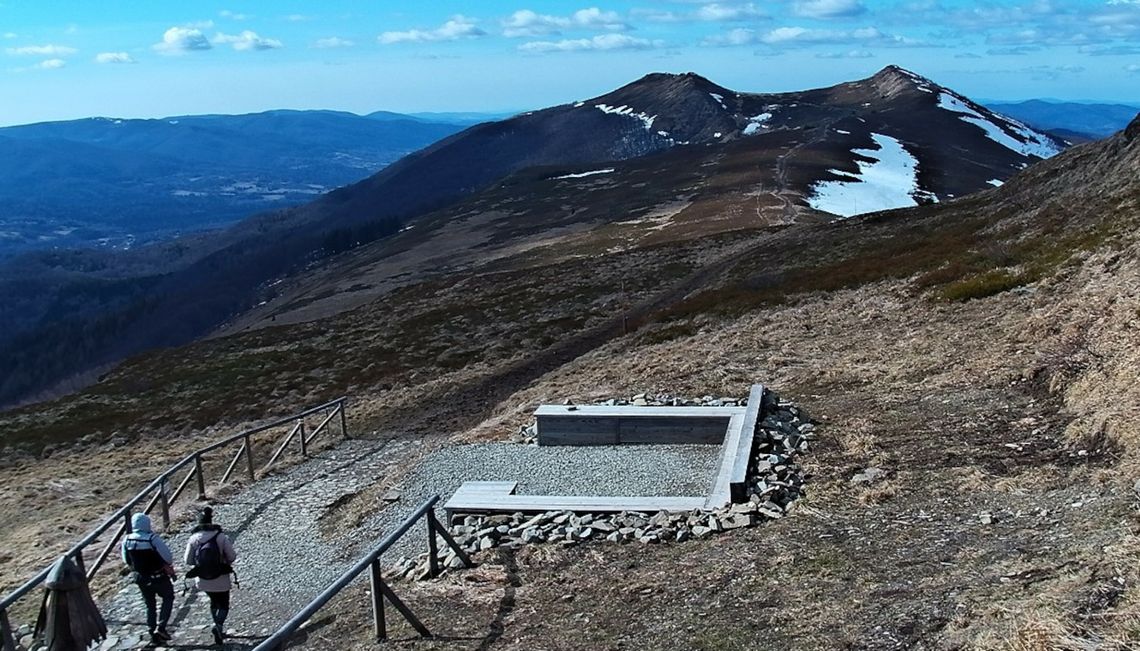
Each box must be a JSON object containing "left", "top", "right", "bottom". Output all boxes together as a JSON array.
[
  {"left": 192, "top": 532, "right": 228, "bottom": 580},
  {"left": 124, "top": 534, "right": 165, "bottom": 579}
]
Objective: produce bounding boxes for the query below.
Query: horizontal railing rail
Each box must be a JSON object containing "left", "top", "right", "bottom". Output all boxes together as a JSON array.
[
  {"left": 252, "top": 495, "right": 473, "bottom": 650},
  {"left": 0, "top": 397, "right": 349, "bottom": 650}
]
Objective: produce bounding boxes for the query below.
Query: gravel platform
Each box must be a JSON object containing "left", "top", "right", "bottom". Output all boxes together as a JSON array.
[{"left": 364, "top": 442, "right": 721, "bottom": 558}]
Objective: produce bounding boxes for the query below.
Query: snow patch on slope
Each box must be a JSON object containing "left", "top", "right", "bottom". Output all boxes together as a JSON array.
[
  {"left": 595, "top": 103, "right": 657, "bottom": 131},
  {"left": 710, "top": 93, "right": 727, "bottom": 109},
  {"left": 742, "top": 112, "right": 773, "bottom": 136},
  {"left": 553, "top": 168, "right": 615, "bottom": 180},
  {"left": 937, "top": 92, "right": 1062, "bottom": 159},
  {"left": 809, "top": 133, "right": 931, "bottom": 218}
]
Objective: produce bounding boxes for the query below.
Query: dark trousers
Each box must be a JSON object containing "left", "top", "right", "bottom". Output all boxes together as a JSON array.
[
  {"left": 137, "top": 575, "right": 174, "bottom": 632},
  {"left": 206, "top": 591, "right": 230, "bottom": 628}
]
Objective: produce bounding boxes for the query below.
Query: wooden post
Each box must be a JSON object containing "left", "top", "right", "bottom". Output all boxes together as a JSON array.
[
  {"left": 244, "top": 433, "right": 256, "bottom": 482},
  {"left": 299, "top": 421, "right": 307, "bottom": 458},
  {"left": 124, "top": 511, "right": 133, "bottom": 534},
  {"left": 159, "top": 479, "right": 171, "bottom": 530},
  {"left": 0, "top": 608, "right": 17, "bottom": 651},
  {"left": 426, "top": 511, "right": 441, "bottom": 578},
  {"left": 194, "top": 455, "right": 206, "bottom": 500},
  {"left": 340, "top": 402, "right": 348, "bottom": 439},
  {"left": 369, "top": 559, "right": 386, "bottom": 641}
]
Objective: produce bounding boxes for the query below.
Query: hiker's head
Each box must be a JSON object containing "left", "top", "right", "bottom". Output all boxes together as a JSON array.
[
  {"left": 131, "top": 513, "right": 152, "bottom": 533},
  {"left": 198, "top": 507, "right": 213, "bottom": 526}
]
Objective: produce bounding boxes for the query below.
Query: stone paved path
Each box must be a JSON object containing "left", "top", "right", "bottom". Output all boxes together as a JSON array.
[{"left": 95, "top": 437, "right": 421, "bottom": 651}]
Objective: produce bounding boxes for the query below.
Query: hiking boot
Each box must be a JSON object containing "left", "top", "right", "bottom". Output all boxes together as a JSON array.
[
  {"left": 153, "top": 628, "right": 172, "bottom": 642},
  {"left": 211, "top": 624, "right": 224, "bottom": 646}
]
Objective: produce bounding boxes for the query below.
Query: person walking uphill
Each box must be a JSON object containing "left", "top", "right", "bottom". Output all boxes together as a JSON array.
[
  {"left": 121, "top": 513, "right": 176, "bottom": 645},
  {"left": 185, "top": 507, "right": 238, "bottom": 646}
]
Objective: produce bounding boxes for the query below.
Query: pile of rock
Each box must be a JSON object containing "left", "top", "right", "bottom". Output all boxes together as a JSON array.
[{"left": 391, "top": 389, "right": 812, "bottom": 581}]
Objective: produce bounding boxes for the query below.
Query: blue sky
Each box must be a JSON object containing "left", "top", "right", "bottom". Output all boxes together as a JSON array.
[{"left": 1, "top": 0, "right": 1138, "bottom": 126}]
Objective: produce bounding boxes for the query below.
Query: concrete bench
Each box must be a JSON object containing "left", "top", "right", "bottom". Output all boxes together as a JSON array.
[
  {"left": 444, "top": 384, "right": 766, "bottom": 519},
  {"left": 443, "top": 481, "right": 707, "bottom": 522}
]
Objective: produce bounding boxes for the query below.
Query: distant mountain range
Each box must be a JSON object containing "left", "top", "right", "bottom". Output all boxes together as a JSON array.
[
  {"left": 0, "top": 110, "right": 466, "bottom": 257},
  {"left": 0, "top": 66, "right": 1072, "bottom": 408},
  {"left": 985, "top": 100, "right": 1140, "bottom": 139}
]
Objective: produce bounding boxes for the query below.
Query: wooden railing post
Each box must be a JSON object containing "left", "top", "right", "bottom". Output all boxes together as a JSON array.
[
  {"left": 245, "top": 434, "right": 256, "bottom": 482},
  {"left": 124, "top": 511, "right": 133, "bottom": 534},
  {"left": 194, "top": 455, "right": 206, "bottom": 500},
  {"left": 159, "top": 479, "right": 171, "bottom": 530},
  {"left": 370, "top": 559, "right": 386, "bottom": 641},
  {"left": 426, "top": 511, "right": 441, "bottom": 578},
  {"left": 0, "top": 608, "right": 17, "bottom": 651},
  {"left": 340, "top": 402, "right": 348, "bottom": 439},
  {"left": 299, "top": 421, "right": 307, "bottom": 458}
]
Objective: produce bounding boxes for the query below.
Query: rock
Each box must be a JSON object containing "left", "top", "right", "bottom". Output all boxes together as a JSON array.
[
  {"left": 721, "top": 513, "right": 756, "bottom": 530},
  {"left": 479, "top": 536, "right": 496, "bottom": 551},
  {"left": 979, "top": 512, "right": 995, "bottom": 525},
  {"left": 676, "top": 529, "right": 691, "bottom": 542},
  {"left": 692, "top": 525, "right": 712, "bottom": 538},
  {"left": 850, "top": 467, "right": 887, "bottom": 484},
  {"left": 521, "top": 527, "right": 545, "bottom": 544},
  {"left": 381, "top": 489, "right": 401, "bottom": 503},
  {"left": 605, "top": 531, "right": 621, "bottom": 543}
]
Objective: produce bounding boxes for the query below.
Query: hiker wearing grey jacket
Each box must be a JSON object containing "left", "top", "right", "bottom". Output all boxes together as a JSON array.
[
  {"left": 121, "top": 513, "right": 175, "bottom": 644},
  {"left": 184, "top": 507, "right": 237, "bottom": 646}
]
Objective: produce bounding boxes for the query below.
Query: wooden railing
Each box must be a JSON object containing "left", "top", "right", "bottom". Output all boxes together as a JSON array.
[
  {"left": 0, "top": 397, "right": 348, "bottom": 650},
  {"left": 252, "top": 495, "right": 472, "bottom": 650}
]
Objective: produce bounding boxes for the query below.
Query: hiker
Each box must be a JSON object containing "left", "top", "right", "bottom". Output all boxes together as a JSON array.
[
  {"left": 121, "top": 513, "right": 175, "bottom": 644},
  {"left": 184, "top": 507, "right": 237, "bottom": 646}
]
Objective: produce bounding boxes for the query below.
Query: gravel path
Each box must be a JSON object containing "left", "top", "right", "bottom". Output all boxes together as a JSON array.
[
  {"left": 97, "top": 438, "right": 414, "bottom": 650},
  {"left": 363, "top": 442, "right": 721, "bottom": 559},
  {"left": 92, "top": 438, "right": 720, "bottom": 650}
]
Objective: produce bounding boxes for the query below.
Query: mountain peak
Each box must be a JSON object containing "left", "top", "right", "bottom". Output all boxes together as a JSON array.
[
  {"left": 616, "top": 71, "right": 729, "bottom": 96},
  {"left": 865, "top": 64, "right": 938, "bottom": 98}
]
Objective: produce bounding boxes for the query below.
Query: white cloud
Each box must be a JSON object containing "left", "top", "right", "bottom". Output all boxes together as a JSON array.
[
  {"left": 213, "top": 30, "right": 283, "bottom": 51},
  {"left": 153, "top": 27, "right": 212, "bottom": 54},
  {"left": 5, "top": 44, "right": 77, "bottom": 56},
  {"left": 701, "top": 27, "right": 759, "bottom": 45},
  {"left": 502, "top": 7, "right": 629, "bottom": 37},
  {"left": 816, "top": 49, "right": 874, "bottom": 58},
  {"left": 36, "top": 58, "right": 65, "bottom": 69},
  {"left": 761, "top": 26, "right": 924, "bottom": 46},
  {"left": 284, "top": 14, "right": 312, "bottom": 22},
  {"left": 794, "top": 0, "right": 868, "bottom": 19},
  {"left": 186, "top": 20, "right": 215, "bottom": 30},
  {"left": 1126, "top": 63, "right": 1140, "bottom": 74},
  {"left": 696, "top": 3, "right": 767, "bottom": 21},
  {"left": 94, "top": 51, "right": 136, "bottom": 64},
  {"left": 219, "top": 10, "right": 249, "bottom": 20},
  {"left": 519, "top": 33, "right": 664, "bottom": 52},
  {"left": 638, "top": 3, "right": 767, "bottom": 23},
  {"left": 379, "top": 16, "right": 487, "bottom": 44},
  {"left": 312, "top": 36, "right": 354, "bottom": 49},
  {"left": 2, "top": 33, "right": 17, "bottom": 39}
]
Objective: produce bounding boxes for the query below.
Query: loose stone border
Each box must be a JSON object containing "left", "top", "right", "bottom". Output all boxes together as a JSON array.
[{"left": 387, "top": 389, "right": 812, "bottom": 581}]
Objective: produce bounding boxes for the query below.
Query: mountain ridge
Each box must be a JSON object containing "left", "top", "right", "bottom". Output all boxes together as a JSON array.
[{"left": 0, "top": 66, "right": 1073, "bottom": 409}]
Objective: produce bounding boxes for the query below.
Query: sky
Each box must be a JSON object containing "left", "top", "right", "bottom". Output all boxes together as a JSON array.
[{"left": 1, "top": 0, "right": 1138, "bottom": 126}]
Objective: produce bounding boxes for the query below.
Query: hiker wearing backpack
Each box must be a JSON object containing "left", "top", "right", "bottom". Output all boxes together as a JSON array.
[
  {"left": 184, "top": 507, "right": 237, "bottom": 646},
  {"left": 121, "top": 513, "right": 176, "bottom": 645}
]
